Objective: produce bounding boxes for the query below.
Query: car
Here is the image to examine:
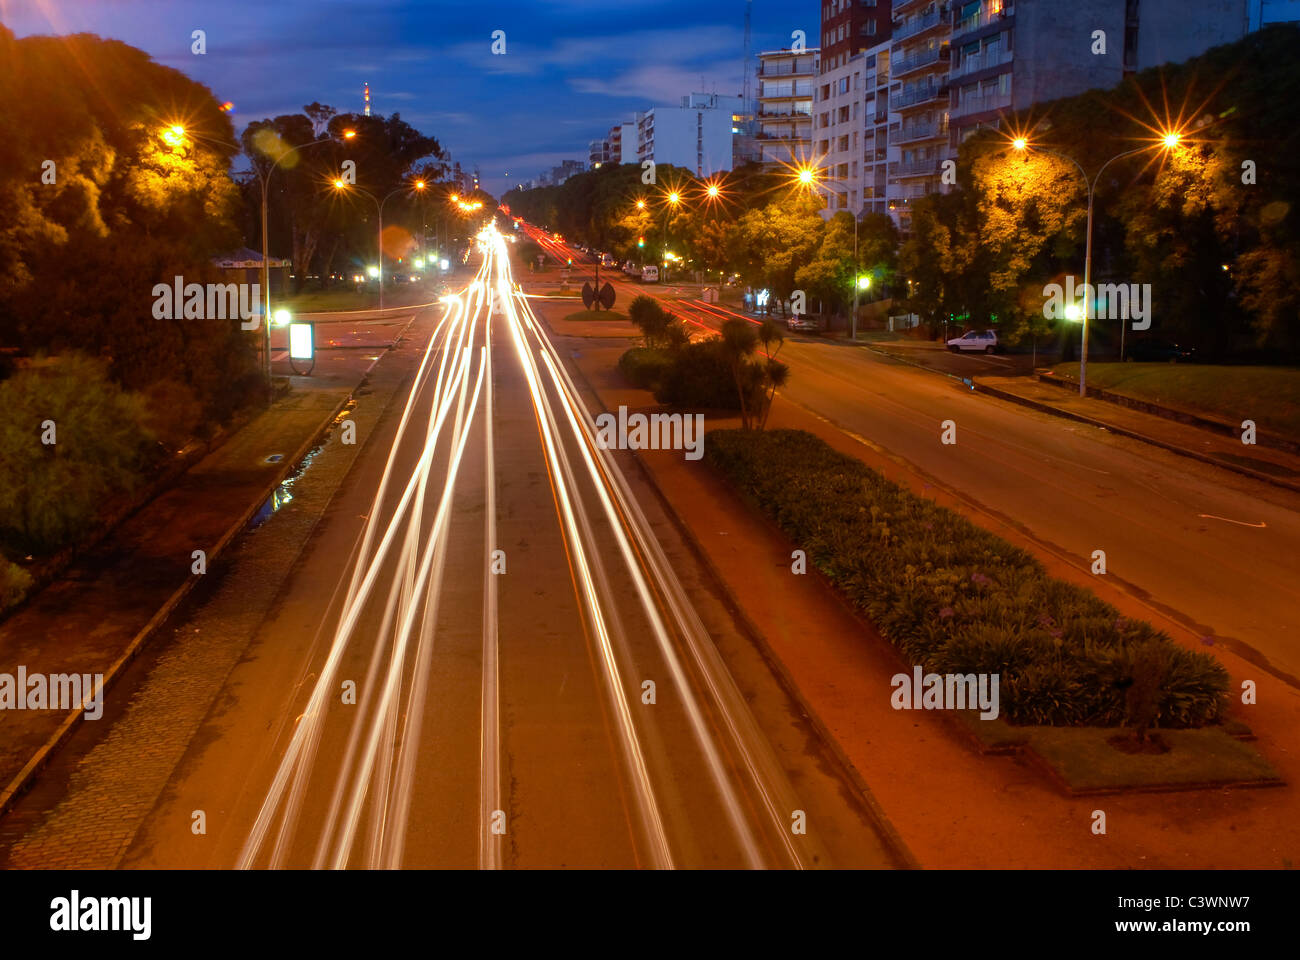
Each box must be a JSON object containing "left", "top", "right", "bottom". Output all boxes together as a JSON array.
[
  {"left": 601, "top": 253, "right": 617, "bottom": 268},
  {"left": 641, "top": 265, "right": 659, "bottom": 283},
  {"left": 623, "top": 260, "right": 638, "bottom": 275},
  {"left": 1125, "top": 339, "right": 1195, "bottom": 363},
  {"left": 947, "top": 329, "right": 999, "bottom": 353}
]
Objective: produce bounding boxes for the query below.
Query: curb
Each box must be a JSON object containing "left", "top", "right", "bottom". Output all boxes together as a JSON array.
[
  {"left": 972, "top": 381, "right": 1300, "bottom": 495},
  {"left": 550, "top": 328, "right": 919, "bottom": 870},
  {"left": 1035, "top": 372, "right": 1300, "bottom": 457},
  {"left": 0, "top": 342, "right": 405, "bottom": 819}
]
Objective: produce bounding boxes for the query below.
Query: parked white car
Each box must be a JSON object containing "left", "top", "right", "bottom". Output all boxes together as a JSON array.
[
  {"left": 641, "top": 265, "right": 660, "bottom": 283},
  {"left": 947, "top": 329, "right": 999, "bottom": 353}
]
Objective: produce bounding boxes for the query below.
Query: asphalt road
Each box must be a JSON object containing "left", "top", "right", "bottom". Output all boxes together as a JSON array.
[
  {"left": 522, "top": 226, "right": 1300, "bottom": 686},
  {"left": 0, "top": 226, "right": 900, "bottom": 869}
]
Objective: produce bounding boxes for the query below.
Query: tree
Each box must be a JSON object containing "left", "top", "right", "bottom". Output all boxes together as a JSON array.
[
  {"left": 720, "top": 319, "right": 760, "bottom": 429},
  {"left": 735, "top": 194, "right": 825, "bottom": 302},
  {"left": 795, "top": 211, "right": 857, "bottom": 315},
  {"left": 756, "top": 320, "right": 788, "bottom": 430},
  {"left": 0, "top": 25, "right": 254, "bottom": 420}
]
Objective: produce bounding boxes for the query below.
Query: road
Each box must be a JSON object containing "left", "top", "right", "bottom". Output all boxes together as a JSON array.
[
  {"left": 522, "top": 224, "right": 1300, "bottom": 688},
  {"left": 0, "top": 225, "right": 900, "bottom": 869}
]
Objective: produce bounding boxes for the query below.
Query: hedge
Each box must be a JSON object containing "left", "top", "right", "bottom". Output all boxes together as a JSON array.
[
  {"left": 617, "top": 346, "right": 674, "bottom": 391},
  {"left": 705, "top": 428, "right": 1229, "bottom": 727}
]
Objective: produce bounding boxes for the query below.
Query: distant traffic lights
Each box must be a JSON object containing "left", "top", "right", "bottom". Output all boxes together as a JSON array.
[{"left": 637, "top": 236, "right": 645, "bottom": 248}]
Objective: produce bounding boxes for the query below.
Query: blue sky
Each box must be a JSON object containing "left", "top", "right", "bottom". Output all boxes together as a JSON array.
[{"left": 2, "top": 0, "right": 815, "bottom": 196}]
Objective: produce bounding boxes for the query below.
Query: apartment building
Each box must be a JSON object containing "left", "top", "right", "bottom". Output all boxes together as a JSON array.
[
  {"left": 821, "top": 0, "right": 893, "bottom": 71},
  {"left": 885, "top": 0, "right": 952, "bottom": 232},
  {"left": 637, "top": 93, "right": 742, "bottom": 177},
  {"left": 756, "top": 48, "right": 819, "bottom": 167},
  {"left": 879, "top": 0, "right": 1300, "bottom": 233},
  {"left": 608, "top": 121, "right": 638, "bottom": 164}
]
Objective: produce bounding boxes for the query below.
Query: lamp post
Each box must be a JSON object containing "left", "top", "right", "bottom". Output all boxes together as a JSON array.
[
  {"left": 663, "top": 191, "right": 681, "bottom": 282},
  {"left": 800, "top": 166, "right": 861, "bottom": 340},
  {"left": 1013, "top": 133, "right": 1181, "bottom": 396},
  {"left": 333, "top": 179, "right": 426, "bottom": 310},
  {"left": 161, "top": 124, "right": 352, "bottom": 404}
]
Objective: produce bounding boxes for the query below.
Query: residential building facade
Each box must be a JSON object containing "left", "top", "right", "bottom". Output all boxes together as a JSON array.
[
  {"left": 638, "top": 92, "right": 742, "bottom": 177},
  {"left": 756, "top": 47, "right": 819, "bottom": 167},
  {"left": 821, "top": 0, "right": 893, "bottom": 70}
]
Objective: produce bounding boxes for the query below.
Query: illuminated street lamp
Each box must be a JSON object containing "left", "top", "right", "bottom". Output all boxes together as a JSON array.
[
  {"left": 795, "top": 163, "right": 864, "bottom": 340},
  {"left": 333, "top": 178, "right": 426, "bottom": 309},
  {"left": 1013, "top": 131, "right": 1184, "bottom": 390},
  {"left": 161, "top": 122, "right": 342, "bottom": 404}
]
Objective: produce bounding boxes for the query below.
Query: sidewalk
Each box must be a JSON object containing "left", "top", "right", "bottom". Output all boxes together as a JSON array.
[
  {"left": 550, "top": 322, "right": 1300, "bottom": 867},
  {"left": 0, "top": 355, "right": 384, "bottom": 816},
  {"left": 975, "top": 375, "right": 1300, "bottom": 492}
]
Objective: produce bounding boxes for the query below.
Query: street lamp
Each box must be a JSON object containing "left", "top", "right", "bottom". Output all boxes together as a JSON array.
[
  {"left": 1013, "top": 132, "right": 1183, "bottom": 394},
  {"left": 796, "top": 163, "right": 863, "bottom": 340},
  {"left": 662, "top": 189, "right": 682, "bottom": 282},
  {"left": 333, "top": 178, "right": 426, "bottom": 309},
  {"left": 161, "top": 123, "right": 343, "bottom": 404}
]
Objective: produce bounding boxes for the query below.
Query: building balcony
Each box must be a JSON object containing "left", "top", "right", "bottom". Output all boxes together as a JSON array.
[
  {"left": 891, "top": 45, "right": 945, "bottom": 78},
  {"left": 951, "top": 48, "right": 1012, "bottom": 79},
  {"left": 893, "top": 119, "right": 949, "bottom": 144},
  {"left": 759, "top": 62, "right": 816, "bottom": 78},
  {"left": 891, "top": 82, "right": 947, "bottom": 110},
  {"left": 754, "top": 131, "right": 811, "bottom": 142},
  {"left": 892, "top": 157, "right": 941, "bottom": 177},
  {"left": 893, "top": 9, "right": 945, "bottom": 42},
  {"left": 953, "top": 5, "right": 1011, "bottom": 40},
  {"left": 951, "top": 89, "right": 1012, "bottom": 118}
]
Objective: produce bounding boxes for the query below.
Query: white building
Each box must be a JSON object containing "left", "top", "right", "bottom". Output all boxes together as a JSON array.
[
  {"left": 608, "top": 121, "right": 638, "bottom": 164},
  {"left": 756, "top": 48, "right": 819, "bottom": 167},
  {"left": 637, "top": 93, "right": 742, "bottom": 177},
  {"left": 813, "top": 49, "right": 872, "bottom": 218}
]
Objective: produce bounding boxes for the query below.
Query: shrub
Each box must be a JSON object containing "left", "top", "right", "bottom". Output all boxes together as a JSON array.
[
  {"left": 0, "top": 354, "right": 160, "bottom": 555},
  {"left": 618, "top": 347, "right": 674, "bottom": 391},
  {"left": 655, "top": 338, "right": 764, "bottom": 411},
  {"left": 705, "top": 428, "right": 1229, "bottom": 727},
  {"left": 0, "top": 557, "right": 32, "bottom": 614}
]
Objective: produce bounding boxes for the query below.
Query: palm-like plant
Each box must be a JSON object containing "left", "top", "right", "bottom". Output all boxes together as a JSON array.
[{"left": 720, "top": 318, "right": 758, "bottom": 428}]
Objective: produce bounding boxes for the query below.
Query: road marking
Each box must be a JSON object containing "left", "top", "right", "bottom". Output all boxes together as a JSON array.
[{"left": 1197, "top": 514, "right": 1267, "bottom": 528}]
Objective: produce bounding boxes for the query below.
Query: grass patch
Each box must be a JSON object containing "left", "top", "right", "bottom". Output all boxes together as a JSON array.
[
  {"left": 563, "top": 309, "right": 628, "bottom": 323},
  {"left": 279, "top": 285, "right": 439, "bottom": 313},
  {"left": 1047, "top": 362, "right": 1300, "bottom": 441},
  {"left": 705, "top": 428, "right": 1229, "bottom": 728},
  {"left": 1025, "top": 727, "right": 1281, "bottom": 793}
]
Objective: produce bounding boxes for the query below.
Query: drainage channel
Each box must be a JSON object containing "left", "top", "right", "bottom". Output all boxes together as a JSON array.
[{"left": 247, "top": 399, "right": 359, "bottom": 532}]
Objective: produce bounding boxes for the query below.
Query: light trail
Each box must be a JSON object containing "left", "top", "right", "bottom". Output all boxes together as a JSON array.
[{"left": 238, "top": 222, "right": 820, "bottom": 869}]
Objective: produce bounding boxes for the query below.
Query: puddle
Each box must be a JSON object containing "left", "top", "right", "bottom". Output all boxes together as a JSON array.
[{"left": 247, "top": 399, "right": 358, "bottom": 531}]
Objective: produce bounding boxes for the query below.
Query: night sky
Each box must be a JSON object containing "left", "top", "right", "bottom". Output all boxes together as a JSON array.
[{"left": 2, "top": 0, "right": 813, "bottom": 196}]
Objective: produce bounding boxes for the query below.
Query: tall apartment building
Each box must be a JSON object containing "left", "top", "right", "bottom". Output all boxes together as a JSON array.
[
  {"left": 588, "top": 139, "right": 611, "bottom": 168},
  {"left": 813, "top": 52, "right": 869, "bottom": 215},
  {"left": 637, "top": 93, "right": 742, "bottom": 177},
  {"left": 886, "top": 0, "right": 952, "bottom": 232},
  {"left": 879, "top": 0, "right": 1299, "bottom": 234},
  {"left": 862, "top": 41, "right": 894, "bottom": 215},
  {"left": 608, "top": 121, "right": 638, "bottom": 164},
  {"left": 820, "top": 0, "right": 893, "bottom": 70},
  {"left": 756, "top": 48, "right": 819, "bottom": 167}
]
